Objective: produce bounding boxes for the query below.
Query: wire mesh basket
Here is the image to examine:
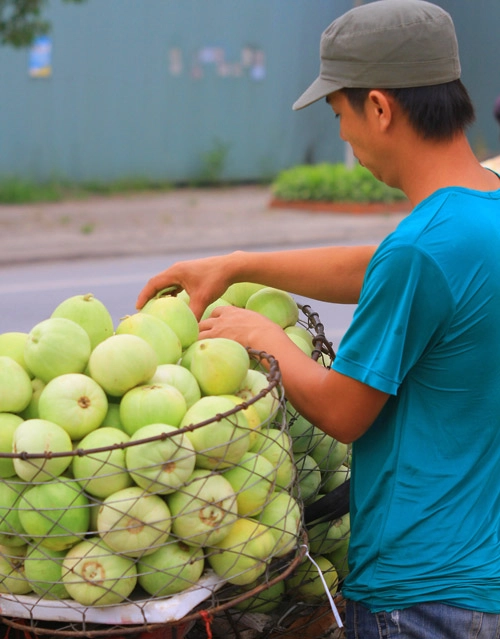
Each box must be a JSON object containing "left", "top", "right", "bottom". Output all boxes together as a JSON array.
[{"left": 0, "top": 348, "right": 307, "bottom": 639}]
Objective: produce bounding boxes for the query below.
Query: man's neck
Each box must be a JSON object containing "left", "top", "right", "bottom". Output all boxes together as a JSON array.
[{"left": 397, "top": 134, "right": 499, "bottom": 207}]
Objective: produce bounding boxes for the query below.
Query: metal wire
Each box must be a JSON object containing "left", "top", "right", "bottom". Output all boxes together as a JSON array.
[{"left": 0, "top": 307, "right": 348, "bottom": 638}]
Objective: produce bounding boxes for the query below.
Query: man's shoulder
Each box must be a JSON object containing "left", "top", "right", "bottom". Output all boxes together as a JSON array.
[{"left": 383, "top": 187, "right": 490, "bottom": 248}]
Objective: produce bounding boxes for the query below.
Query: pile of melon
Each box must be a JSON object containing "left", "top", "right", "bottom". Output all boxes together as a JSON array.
[{"left": 0, "top": 283, "right": 347, "bottom": 612}]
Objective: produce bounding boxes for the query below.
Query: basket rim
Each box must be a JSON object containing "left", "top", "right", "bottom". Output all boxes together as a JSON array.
[{"left": 3, "top": 348, "right": 283, "bottom": 462}]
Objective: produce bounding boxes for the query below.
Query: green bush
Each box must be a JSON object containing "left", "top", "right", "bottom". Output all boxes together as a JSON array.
[
  {"left": 0, "top": 178, "right": 65, "bottom": 204},
  {"left": 0, "top": 177, "right": 173, "bottom": 204},
  {"left": 271, "top": 163, "right": 407, "bottom": 203}
]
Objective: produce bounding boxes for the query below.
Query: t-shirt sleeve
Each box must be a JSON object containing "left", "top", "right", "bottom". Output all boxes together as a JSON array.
[{"left": 332, "top": 243, "right": 454, "bottom": 395}]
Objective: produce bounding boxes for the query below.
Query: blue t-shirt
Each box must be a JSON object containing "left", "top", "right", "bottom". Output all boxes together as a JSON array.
[{"left": 333, "top": 186, "right": 500, "bottom": 613}]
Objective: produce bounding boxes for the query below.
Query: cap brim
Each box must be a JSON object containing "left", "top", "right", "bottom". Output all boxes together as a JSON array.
[{"left": 292, "top": 76, "right": 343, "bottom": 110}]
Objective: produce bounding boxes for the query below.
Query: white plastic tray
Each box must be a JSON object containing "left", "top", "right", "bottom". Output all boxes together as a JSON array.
[{"left": 0, "top": 572, "right": 224, "bottom": 625}]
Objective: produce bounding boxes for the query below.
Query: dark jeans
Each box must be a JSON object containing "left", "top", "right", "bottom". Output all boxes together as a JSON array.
[{"left": 345, "top": 599, "right": 500, "bottom": 639}]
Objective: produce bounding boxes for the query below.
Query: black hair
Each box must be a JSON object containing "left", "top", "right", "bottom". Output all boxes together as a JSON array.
[{"left": 341, "top": 80, "right": 475, "bottom": 141}]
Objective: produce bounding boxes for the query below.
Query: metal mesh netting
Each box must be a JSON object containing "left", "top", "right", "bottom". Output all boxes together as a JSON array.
[
  {"left": 283, "top": 305, "right": 349, "bottom": 637},
  {"left": 186, "top": 306, "right": 351, "bottom": 639},
  {"left": 0, "top": 304, "right": 350, "bottom": 639},
  {"left": 0, "top": 348, "right": 307, "bottom": 638}
]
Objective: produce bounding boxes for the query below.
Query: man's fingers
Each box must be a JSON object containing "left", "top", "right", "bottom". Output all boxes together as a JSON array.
[
  {"left": 155, "top": 285, "right": 183, "bottom": 298},
  {"left": 136, "top": 277, "right": 181, "bottom": 309}
]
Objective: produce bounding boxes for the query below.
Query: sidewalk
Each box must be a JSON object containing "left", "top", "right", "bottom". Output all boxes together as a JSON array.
[{"left": 0, "top": 185, "right": 407, "bottom": 266}]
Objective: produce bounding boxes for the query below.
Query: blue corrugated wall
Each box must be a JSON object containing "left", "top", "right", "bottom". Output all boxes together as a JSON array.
[{"left": 1, "top": 0, "right": 498, "bottom": 184}]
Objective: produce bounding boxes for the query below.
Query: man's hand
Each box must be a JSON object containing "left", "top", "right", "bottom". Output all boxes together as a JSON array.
[
  {"left": 198, "top": 305, "right": 283, "bottom": 350},
  {"left": 135, "top": 254, "right": 235, "bottom": 321}
]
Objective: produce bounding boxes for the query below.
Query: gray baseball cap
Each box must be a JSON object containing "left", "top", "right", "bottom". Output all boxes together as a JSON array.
[{"left": 293, "top": 0, "right": 461, "bottom": 111}]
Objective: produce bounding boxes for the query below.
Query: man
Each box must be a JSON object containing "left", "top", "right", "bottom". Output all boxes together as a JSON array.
[{"left": 136, "top": 2, "right": 500, "bottom": 637}]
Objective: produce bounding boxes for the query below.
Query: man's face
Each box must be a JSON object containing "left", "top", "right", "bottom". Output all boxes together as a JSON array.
[{"left": 327, "top": 91, "right": 385, "bottom": 183}]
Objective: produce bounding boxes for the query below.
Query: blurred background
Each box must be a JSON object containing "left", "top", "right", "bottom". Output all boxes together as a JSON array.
[{"left": 1, "top": 0, "right": 499, "bottom": 188}]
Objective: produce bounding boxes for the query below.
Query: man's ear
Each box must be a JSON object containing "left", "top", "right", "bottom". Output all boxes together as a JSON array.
[{"left": 367, "top": 90, "right": 393, "bottom": 131}]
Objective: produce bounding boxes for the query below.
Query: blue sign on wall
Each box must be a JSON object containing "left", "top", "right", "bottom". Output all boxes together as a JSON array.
[{"left": 29, "top": 35, "right": 52, "bottom": 78}]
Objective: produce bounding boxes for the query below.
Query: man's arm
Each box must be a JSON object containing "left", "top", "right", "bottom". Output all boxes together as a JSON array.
[
  {"left": 136, "top": 245, "right": 377, "bottom": 320},
  {"left": 268, "top": 331, "right": 389, "bottom": 443},
  {"left": 227, "top": 246, "right": 376, "bottom": 303}
]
